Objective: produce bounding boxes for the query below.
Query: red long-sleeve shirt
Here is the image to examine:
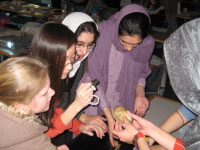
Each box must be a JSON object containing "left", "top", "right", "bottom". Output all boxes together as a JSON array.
[{"left": 45, "top": 106, "right": 82, "bottom": 138}]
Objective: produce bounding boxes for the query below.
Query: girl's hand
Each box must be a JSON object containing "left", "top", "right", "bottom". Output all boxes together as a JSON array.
[
  {"left": 79, "top": 114, "right": 108, "bottom": 132},
  {"left": 79, "top": 124, "right": 105, "bottom": 139},
  {"left": 134, "top": 96, "right": 149, "bottom": 117},
  {"left": 127, "top": 111, "right": 153, "bottom": 136},
  {"left": 112, "top": 118, "right": 138, "bottom": 144},
  {"left": 75, "top": 82, "right": 93, "bottom": 108},
  {"left": 57, "top": 144, "right": 69, "bottom": 150}
]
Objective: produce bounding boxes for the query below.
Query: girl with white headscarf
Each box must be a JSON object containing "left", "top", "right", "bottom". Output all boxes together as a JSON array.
[
  {"left": 62, "top": 12, "right": 108, "bottom": 138},
  {"left": 62, "top": 12, "right": 98, "bottom": 78}
]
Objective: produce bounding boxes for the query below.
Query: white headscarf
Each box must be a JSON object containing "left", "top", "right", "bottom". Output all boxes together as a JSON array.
[
  {"left": 62, "top": 12, "right": 97, "bottom": 33},
  {"left": 62, "top": 12, "right": 97, "bottom": 78}
]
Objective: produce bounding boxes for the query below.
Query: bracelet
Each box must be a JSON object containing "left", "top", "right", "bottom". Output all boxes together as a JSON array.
[
  {"left": 137, "top": 132, "right": 149, "bottom": 143},
  {"left": 132, "top": 132, "right": 149, "bottom": 150},
  {"left": 173, "top": 139, "right": 184, "bottom": 150}
]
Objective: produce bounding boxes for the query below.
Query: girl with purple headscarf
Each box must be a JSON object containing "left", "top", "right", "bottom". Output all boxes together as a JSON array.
[
  {"left": 112, "top": 18, "right": 200, "bottom": 150},
  {"left": 80, "top": 4, "right": 155, "bottom": 146}
]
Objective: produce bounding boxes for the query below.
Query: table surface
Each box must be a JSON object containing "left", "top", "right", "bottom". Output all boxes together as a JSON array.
[
  {"left": 0, "top": 35, "right": 30, "bottom": 57},
  {"left": 145, "top": 95, "right": 182, "bottom": 138},
  {"left": 48, "top": 14, "right": 66, "bottom": 22},
  {"left": 0, "top": 26, "right": 31, "bottom": 57},
  {"left": 150, "top": 30, "right": 172, "bottom": 43},
  {"left": 176, "top": 12, "right": 200, "bottom": 20},
  {"left": 0, "top": 1, "right": 57, "bottom": 19}
]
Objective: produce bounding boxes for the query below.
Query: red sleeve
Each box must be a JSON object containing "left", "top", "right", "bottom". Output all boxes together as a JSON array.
[{"left": 45, "top": 106, "right": 83, "bottom": 138}]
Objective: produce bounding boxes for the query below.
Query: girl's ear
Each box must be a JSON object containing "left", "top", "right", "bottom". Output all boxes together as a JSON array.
[{"left": 13, "top": 102, "right": 22, "bottom": 109}]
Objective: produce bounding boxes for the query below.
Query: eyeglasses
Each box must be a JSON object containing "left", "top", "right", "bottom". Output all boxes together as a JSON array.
[
  {"left": 76, "top": 42, "right": 95, "bottom": 50},
  {"left": 65, "top": 52, "right": 80, "bottom": 68},
  {"left": 119, "top": 37, "right": 143, "bottom": 48}
]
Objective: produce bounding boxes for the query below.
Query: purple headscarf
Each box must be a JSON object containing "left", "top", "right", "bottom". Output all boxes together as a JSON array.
[{"left": 82, "top": 4, "right": 155, "bottom": 113}]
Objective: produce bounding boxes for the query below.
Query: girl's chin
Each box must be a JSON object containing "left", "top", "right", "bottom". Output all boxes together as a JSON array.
[
  {"left": 45, "top": 106, "right": 50, "bottom": 111},
  {"left": 61, "top": 73, "right": 68, "bottom": 79},
  {"left": 80, "top": 54, "right": 85, "bottom": 57},
  {"left": 77, "top": 53, "right": 84, "bottom": 58}
]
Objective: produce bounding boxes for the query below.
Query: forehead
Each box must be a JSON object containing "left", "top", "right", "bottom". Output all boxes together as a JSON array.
[
  {"left": 120, "top": 34, "right": 142, "bottom": 44},
  {"left": 77, "top": 32, "right": 95, "bottom": 43}
]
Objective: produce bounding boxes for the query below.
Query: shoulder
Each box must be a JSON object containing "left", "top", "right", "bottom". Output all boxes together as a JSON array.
[
  {"left": 142, "top": 35, "right": 155, "bottom": 49},
  {"left": 146, "top": 34, "right": 155, "bottom": 43},
  {"left": 98, "top": 17, "right": 115, "bottom": 33}
]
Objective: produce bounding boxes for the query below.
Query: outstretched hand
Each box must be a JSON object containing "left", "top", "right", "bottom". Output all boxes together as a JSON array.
[
  {"left": 112, "top": 117, "right": 138, "bottom": 144},
  {"left": 134, "top": 96, "right": 149, "bottom": 117},
  {"left": 80, "top": 114, "right": 108, "bottom": 133},
  {"left": 80, "top": 124, "right": 105, "bottom": 139},
  {"left": 127, "top": 111, "right": 152, "bottom": 136},
  {"left": 111, "top": 111, "right": 155, "bottom": 144}
]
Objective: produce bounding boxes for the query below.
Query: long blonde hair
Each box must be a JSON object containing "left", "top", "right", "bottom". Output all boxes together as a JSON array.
[{"left": 0, "top": 57, "right": 48, "bottom": 106}]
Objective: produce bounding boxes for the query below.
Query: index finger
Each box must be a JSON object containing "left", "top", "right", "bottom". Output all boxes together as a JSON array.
[
  {"left": 127, "top": 111, "right": 141, "bottom": 121},
  {"left": 79, "top": 82, "right": 92, "bottom": 90}
]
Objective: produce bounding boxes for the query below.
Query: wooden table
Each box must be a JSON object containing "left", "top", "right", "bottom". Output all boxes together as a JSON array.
[
  {"left": 0, "top": 35, "right": 30, "bottom": 58},
  {"left": 48, "top": 14, "right": 66, "bottom": 22},
  {"left": 176, "top": 12, "right": 200, "bottom": 26},
  {"left": 0, "top": 1, "right": 56, "bottom": 19},
  {"left": 0, "top": 26, "right": 31, "bottom": 62},
  {"left": 150, "top": 30, "right": 172, "bottom": 43},
  {"left": 176, "top": 12, "right": 200, "bottom": 20}
]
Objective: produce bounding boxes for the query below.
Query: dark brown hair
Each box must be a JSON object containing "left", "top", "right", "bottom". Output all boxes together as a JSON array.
[
  {"left": 31, "top": 22, "right": 75, "bottom": 127},
  {"left": 118, "top": 12, "right": 150, "bottom": 39},
  {"left": 75, "top": 21, "right": 99, "bottom": 44}
]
